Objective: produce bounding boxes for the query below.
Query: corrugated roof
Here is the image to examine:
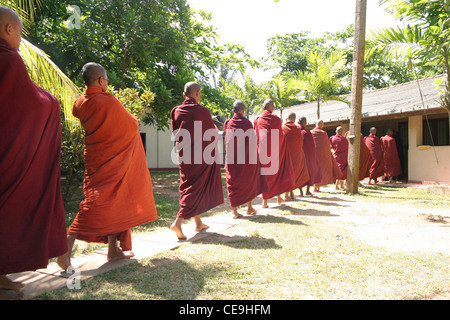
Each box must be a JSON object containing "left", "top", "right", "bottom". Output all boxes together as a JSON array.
[{"left": 265, "top": 74, "right": 445, "bottom": 125}]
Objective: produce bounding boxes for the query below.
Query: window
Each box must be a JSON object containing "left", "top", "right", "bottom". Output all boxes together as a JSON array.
[{"left": 423, "top": 117, "right": 450, "bottom": 146}]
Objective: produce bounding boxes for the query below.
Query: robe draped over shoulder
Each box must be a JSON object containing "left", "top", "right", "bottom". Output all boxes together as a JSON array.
[
  {"left": 68, "top": 86, "right": 157, "bottom": 251},
  {"left": 299, "top": 125, "right": 322, "bottom": 186},
  {"left": 282, "top": 121, "right": 310, "bottom": 189},
  {"left": 0, "top": 39, "right": 67, "bottom": 274},
  {"left": 171, "top": 97, "right": 224, "bottom": 218},
  {"left": 329, "top": 134, "right": 348, "bottom": 180},
  {"left": 224, "top": 113, "right": 268, "bottom": 207},
  {"left": 381, "top": 135, "right": 402, "bottom": 178},
  {"left": 311, "top": 127, "right": 342, "bottom": 186},
  {"left": 253, "top": 110, "right": 295, "bottom": 199},
  {"left": 364, "top": 133, "right": 385, "bottom": 180}
]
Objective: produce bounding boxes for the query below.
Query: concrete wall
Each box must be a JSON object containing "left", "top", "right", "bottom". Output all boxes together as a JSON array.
[
  {"left": 139, "top": 124, "right": 178, "bottom": 170},
  {"left": 408, "top": 115, "right": 450, "bottom": 184},
  {"left": 139, "top": 124, "right": 225, "bottom": 170}
]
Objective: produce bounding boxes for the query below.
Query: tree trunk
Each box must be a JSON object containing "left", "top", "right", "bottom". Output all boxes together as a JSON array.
[{"left": 347, "top": 0, "right": 367, "bottom": 194}]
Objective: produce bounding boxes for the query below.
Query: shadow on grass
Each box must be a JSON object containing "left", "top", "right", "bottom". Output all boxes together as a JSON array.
[
  {"left": 195, "top": 232, "right": 282, "bottom": 250},
  {"left": 279, "top": 205, "right": 339, "bottom": 217}
]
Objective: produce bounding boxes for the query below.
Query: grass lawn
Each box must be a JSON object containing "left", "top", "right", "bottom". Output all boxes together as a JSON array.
[{"left": 42, "top": 170, "right": 450, "bottom": 300}]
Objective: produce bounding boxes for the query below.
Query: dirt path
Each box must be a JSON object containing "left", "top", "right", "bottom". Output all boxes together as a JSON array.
[
  {"left": 299, "top": 190, "right": 450, "bottom": 255},
  {"left": 153, "top": 174, "right": 450, "bottom": 255}
]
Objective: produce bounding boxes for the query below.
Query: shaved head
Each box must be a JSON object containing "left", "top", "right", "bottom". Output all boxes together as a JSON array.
[
  {"left": 263, "top": 99, "right": 274, "bottom": 111},
  {"left": 184, "top": 81, "right": 201, "bottom": 97},
  {"left": 82, "top": 62, "right": 107, "bottom": 86},
  {"left": 0, "top": 5, "right": 22, "bottom": 49}
]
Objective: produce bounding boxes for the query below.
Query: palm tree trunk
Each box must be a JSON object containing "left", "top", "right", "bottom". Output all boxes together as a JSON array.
[{"left": 316, "top": 99, "right": 320, "bottom": 119}]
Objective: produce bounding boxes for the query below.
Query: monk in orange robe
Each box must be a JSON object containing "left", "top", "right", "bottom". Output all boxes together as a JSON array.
[
  {"left": 381, "top": 129, "right": 402, "bottom": 183},
  {"left": 57, "top": 63, "right": 158, "bottom": 270},
  {"left": 311, "top": 120, "right": 342, "bottom": 192},
  {"left": 364, "top": 127, "right": 385, "bottom": 185},
  {"left": 254, "top": 99, "right": 295, "bottom": 208},
  {"left": 224, "top": 100, "right": 268, "bottom": 218},
  {"left": 0, "top": 6, "right": 67, "bottom": 298},
  {"left": 282, "top": 113, "right": 310, "bottom": 199},
  {"left": 170, "top": 82, "right": 224, "bottom": 240},
  {"left": 329, "top": 126, "right": 348, "bottom": 190}
]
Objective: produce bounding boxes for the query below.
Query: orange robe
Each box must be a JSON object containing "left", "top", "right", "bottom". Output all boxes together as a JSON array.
[
  {"left": 282, "top": 121, "right": 310, "bottom": 189},
  {"left": 68, "top": 86, "right": 158, "bottom": 251},
  {"left": 311, "top": 127, "right": 342, "bottom": 186},
  {"left": 381, "top": 134, "right": 402, "bottom": 178}
]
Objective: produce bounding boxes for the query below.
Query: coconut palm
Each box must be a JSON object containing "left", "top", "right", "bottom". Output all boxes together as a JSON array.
[
  {"left": 366, "top": 0, "right": 449, "bottom": 110},
  {"left": 1, "top": 0, "right": 81, "bottom": 127},
  {"left": 295, "top": 50, "right": 350, "bottom": 119},
  {"left": 266, "top": 73, "right": 302, "bottom": 120}
]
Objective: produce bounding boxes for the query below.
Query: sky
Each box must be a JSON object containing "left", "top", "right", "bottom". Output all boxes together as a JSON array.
[{"left": 187, "top": 0, "right": 403, "bottom": 82}]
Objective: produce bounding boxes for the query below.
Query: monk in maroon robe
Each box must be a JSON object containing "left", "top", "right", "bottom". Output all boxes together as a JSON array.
[
  {"left": 345, "top": 131, "right": 371, "bottom": 184},
  {"left": 170, "top": 82, "right": 224, "bottom": 240},
  {"left": 298, "top": 117, "right": 322, "bottom": 196},
  {"left": 329, "top": 126, "right": 348, "bottom": 189},
  {"left": 364, "top": 127, "right": 385, "bottom": 184},
  {"left": 282, "top": 113, "right": 310, "bottom": 199},
  {"left": 253, "top": 99, "right": 295, "bottom": 208},
  {"left": 311, "top": 120, "right": 342, "bottom": 192},
  {"left": 224, "top": 100, "right": 268, "bottom": 218},
  {"left": 381, "top": 129, "right": 402, "bottom": 183},
  {"left": 0, "top": 6, "right": 67, "bottom": 297}
]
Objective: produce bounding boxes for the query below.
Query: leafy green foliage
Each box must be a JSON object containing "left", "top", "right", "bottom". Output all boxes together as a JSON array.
[{"left": 28, "top": 0, "right": 256, "bottom": 128}]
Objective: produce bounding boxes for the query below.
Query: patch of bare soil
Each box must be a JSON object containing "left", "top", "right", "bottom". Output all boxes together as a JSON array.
[{"left": 300, "top": 186, "right": 450, "bottom": 256}]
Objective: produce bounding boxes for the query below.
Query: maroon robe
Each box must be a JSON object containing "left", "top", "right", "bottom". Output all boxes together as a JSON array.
[
  {"left": 223, "top": 113, "right": 268, "bottom": 207},
  {"left": 364, "top": 133, "right": 385, "bottom": 180},
  {"left": 253, "top": 110, "right": 295, "bottom": 199},
  {"left": 329, "top": 133, "right": 348, "bottom": 179},
  {"left": 299, "top": 124, "right": 322, "bottom": 186},
  {"left": 381, "top": 135, "right": 402, "bottom": 178},
  {"left": 0, "top": 38, "right": 67, "bottom": 274},
  {"left": 171, "top": 97, "right": 224, "bottom": 218}
]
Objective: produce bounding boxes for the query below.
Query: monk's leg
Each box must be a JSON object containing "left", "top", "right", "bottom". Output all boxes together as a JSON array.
[
  {"left": 262, "top": 199, "right": 269, "bottom": 208},
  {"left": 306, "top": 185, "right": 313, "bottom": 196},
  {"left": 0, "top": 274, "right": 24, "bottom": 291},
  {"left": 107, "top": 235, "right": 134, "bottom": 262},
  {"left": 232, "top": 206, "right": 242, "bottom": 219},
  {"left": 299, "top": 187, "right": 304, "bottom": 197},
  {"left": 194, "top": 215, "right": 209, "bottom": 232},
  {"left": 246, "top": 201, "right": 257, "bottom": 215},
  {"left": 57, "top": 234, "right": 77, "bottom": 271},
  {"left": 171, "top": 217, "right": 187, "bottom": 240},
  {"left": 335, "top": 180, "right": 340, "bottom": 190},
  {"left": 277, "top": 195, "right": 285, "bottom": 205}
]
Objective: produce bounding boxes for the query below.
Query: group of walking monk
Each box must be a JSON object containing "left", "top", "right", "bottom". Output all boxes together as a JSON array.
[{"left": 0, "top": 5, "right": 402, "bottom": 299}]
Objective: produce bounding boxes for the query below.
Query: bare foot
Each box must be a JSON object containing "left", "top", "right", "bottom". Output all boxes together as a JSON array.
[
  {"left": 170, "top": 224, "right": 187, "bottom": 241},
  {"left": 233, "top": 213, "right": 243, "bottom": 219},
  {"left": 277, "top": 195, "right": 285, "bottom": 205},
  {"left": 262, "top": 199, "right": 269, "bottom": 208},
  {"left": 57, "top": 252, "right": 71, "bottom": 271},
  {"left": 246, "top": 208, "right": 257, "bottom": 215},
  {"left": 107, "top": 245, "right": 135, "bottom": 262},
  {"left": 0, "top": 275, "right": 24, "bottom": 291},
  {"left": 195, "top": 223, "right": 209, "bottom": 232}
]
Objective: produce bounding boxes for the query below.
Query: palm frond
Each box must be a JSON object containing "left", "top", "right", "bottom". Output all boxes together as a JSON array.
[{"left": 19, "top": 38, "right": 81, "bottom": 127}]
